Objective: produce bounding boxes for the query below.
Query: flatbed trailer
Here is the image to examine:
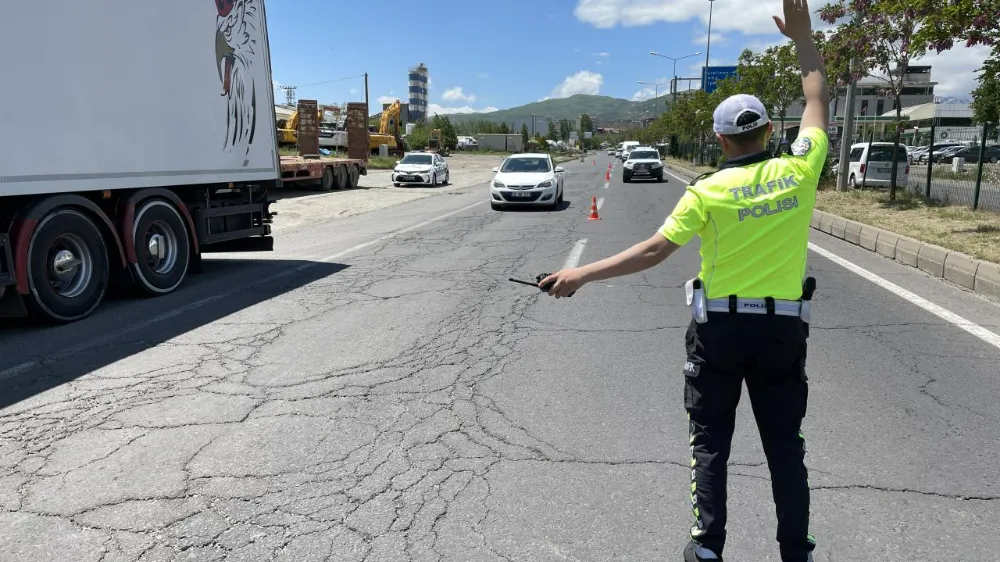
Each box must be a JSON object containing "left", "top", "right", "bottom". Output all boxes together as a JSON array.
[{"left": 279, "top": 156, "right": 368, "bottom": 190}]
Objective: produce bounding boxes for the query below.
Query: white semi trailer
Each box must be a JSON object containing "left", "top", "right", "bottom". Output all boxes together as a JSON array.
[{"left": 0, "top": 0, "right": 283, "bottom": 323}]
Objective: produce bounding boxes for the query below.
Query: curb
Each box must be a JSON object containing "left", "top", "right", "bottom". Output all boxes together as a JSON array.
[{"left": 664, "top": 163, "right": 1000, "bottom": 301}]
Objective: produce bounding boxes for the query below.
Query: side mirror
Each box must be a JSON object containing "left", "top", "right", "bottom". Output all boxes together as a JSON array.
[
  {"left": 554, "top": 166, "right": 565, "bottom": 173},
  {"left": 492, "top": 167, "right": 499, "bottom": 173}
]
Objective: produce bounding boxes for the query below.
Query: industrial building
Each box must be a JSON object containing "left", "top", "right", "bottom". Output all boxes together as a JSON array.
[{"left": 408, "top": 63, "right": 429, "bottom": 123}]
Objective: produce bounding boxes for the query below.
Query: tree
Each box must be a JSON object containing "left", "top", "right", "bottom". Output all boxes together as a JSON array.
[
  {"left": 558, "top": 119, "right": 572, "bottom": 142},
  {"left": 580, "top": 113, "right": 594, "bottom": 134},
  {"left": 971, "top": 60, "right": 1000, "bottom": 126},
  {"left": 819, "top": 0, "right": 937, "bottom": 200},
  {"left": 498, "top": 122, "right": 511, "bottom": 134},
  {"left": 430, "top": 115, "right": 459, "bottom": 150},
  {"left": 520, "top": 123, "right": 530, "bottom": 146},
  {"left": 547, "top": 118, "right": 558, "bottom": 141}
]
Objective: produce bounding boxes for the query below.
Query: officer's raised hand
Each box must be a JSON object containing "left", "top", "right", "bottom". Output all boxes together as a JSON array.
[
  {"left": 539, "top": 269, "right": 585, "bottom": 298},
  {"left": 773, "top": 0, "right": 813, "bottom": 39}
]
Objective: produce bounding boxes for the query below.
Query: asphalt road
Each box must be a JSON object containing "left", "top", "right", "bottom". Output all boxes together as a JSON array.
[{"left": 1, "top": 153, "right": 999, "bottom": 561}]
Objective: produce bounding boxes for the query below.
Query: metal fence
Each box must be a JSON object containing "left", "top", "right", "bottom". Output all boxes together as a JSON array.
[
  {"left": 904, "top": 124, "right": 1000, "bottom": 211},
  {"left": 670, "top": 123, "right": 999, "bottom": 212}
]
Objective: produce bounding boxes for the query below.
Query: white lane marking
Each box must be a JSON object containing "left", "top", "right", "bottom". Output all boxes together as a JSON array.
[
  {"left": 563, "top": 239, "right": 588, "bottom": 269},
  {"left": 808, "top": 242, "right": 1000, "bottom": 350},
  {"left": 596, "top": 198, "right": 604, "bottom": 210},
  {"left": 0, "top": 200, "right": 488, "bottom": 379},
  {"left": 603, "top": 182, "right": 610, "bottom": 189},
  {"left": 0, "top": 361, "right": 39, "bottom": 381}
]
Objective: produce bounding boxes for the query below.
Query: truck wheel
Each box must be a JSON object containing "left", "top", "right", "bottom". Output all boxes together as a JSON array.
[
  {"left": 130, "top": 199, "right": 190, "bottom": 296},
  {"left": 334, "top": 165, "right": 349, "bottom": 190},
  {"left": 348, "top": 165, "right": 360, "bottom": 188},
  {"left": 25, "top": 208, "right": 110, "bottom": 324},
  {"left": 319, "top": 166, "right": 335, "bottom": 191}
]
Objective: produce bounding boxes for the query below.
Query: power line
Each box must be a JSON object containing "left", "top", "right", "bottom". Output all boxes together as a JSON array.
[{"left": 295, "top": 74, "right": 366, "bottom": 88}]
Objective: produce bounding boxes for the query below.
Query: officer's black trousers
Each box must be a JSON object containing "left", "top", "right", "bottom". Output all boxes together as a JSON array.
[{"left": 683, "top": 313, "right": 815, "bottom": 562}]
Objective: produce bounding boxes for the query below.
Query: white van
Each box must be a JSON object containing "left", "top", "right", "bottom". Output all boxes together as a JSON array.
[
  {"left": 846, "top": 142, "right": 910, "bottom": 189},
  {"left": 620, "top": 141, "right": 640, "bottom": 161}
]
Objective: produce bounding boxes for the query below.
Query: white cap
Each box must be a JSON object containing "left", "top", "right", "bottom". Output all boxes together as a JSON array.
[{"left": 713, "top": 94, "right": 770, "bottom": 135}]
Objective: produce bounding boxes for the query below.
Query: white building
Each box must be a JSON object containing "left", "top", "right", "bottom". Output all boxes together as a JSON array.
[{"left": 782, "top": 65, "right": 937, "bottom": 121}]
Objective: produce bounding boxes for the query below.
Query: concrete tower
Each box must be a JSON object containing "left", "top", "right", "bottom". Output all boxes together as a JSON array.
[{"left": 408, "top": 63, "right": 429, "bottom": 123}]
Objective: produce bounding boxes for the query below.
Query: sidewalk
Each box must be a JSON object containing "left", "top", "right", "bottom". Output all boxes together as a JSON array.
[{"left": 663, "top": 161, "right": 1000, "bottom": 301}]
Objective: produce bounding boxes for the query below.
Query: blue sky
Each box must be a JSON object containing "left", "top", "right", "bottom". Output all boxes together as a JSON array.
[{"left": 265, "top": 0, "right": 986, "bottom": 115}]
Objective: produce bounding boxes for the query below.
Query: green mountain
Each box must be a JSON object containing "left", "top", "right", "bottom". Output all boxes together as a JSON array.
[{"left": 446, "top": 94, "right": 669, "bottom": 126}]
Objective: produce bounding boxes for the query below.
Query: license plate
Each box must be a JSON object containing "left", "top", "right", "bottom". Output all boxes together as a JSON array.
[
  {"left": 509, "top": 191, "right": 531, "bottom": 198},
  {"left": 402, "top": 176, "right": 418, "bottom": 181},
  {"left": 878, "top": 168, "right": 889, "bottom": 173}
]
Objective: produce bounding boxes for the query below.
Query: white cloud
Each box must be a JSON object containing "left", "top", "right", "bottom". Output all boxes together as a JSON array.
[
  {"left": 573, "top": 48, "right": 581, "bottom": 52},
  {"left": 574, "top": 0, "right": 785, "bottom": 36},
  {"left": 632, "top": 77, "right": 672, "bottom": 101},
  {"left": 548, "top": 70, "right": 604, "bottom": 99},
  {"left": 442, "top": 86, "right": 477, "bottom": 103},
  {"left": 911, "top": 44, "right": 990, "bottom": 98},
  {"left": 427, "top": 103, "right": 499, "bottom": 116},
  {"left": 692, "top": 31, "right": 725, "bottom": 46},
  {"left": 349, "top": 87, "right": 359, "bottom": 95},
  {"left": 595, "top": 51, "right": 611, "bottom": 57}
]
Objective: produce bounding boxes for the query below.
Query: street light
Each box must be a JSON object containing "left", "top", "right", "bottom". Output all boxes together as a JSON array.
[
  {"left": 638, "top": 80, "right": 670, "bottom": 117},
  {"left": 705, "top": 0, "right": 716, "bottom": 71},
  {"left": 649, "top": 51, "right": 701, "bottom": 103}
]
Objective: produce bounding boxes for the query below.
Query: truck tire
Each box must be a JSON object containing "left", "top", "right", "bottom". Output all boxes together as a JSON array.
[
  {"left": 334, "top": 165, "right": 349, "bottom": 190},
  {"left": 130, "top": 199, "right": 190, "bottom": 296},
  {"left": 348, "top": 165, "right": 360, "bottom": 189},
  {"left": 319, "top": 166, "right": 335, "bottom": 191},
  {"left": 25, "top": 208, "right": 110, "bottom": 324}
]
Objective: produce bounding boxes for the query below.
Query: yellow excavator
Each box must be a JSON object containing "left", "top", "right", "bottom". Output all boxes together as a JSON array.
[
  {"left": 369, "top": 100, "right": 403, "bottom": 155},
  {"left": 277, "top": 105, "right": 341, "bottom": 146}
]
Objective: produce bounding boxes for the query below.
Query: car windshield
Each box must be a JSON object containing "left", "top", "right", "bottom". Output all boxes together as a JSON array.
[
  {"left": 629, "top": 150, "right": 659, "bottom": 160},
  {"left": 400, "top": 154, "right": 432, "bottom": 165},
  {"left": 500, "top": 157, "right": 551, "bottom": 173}
]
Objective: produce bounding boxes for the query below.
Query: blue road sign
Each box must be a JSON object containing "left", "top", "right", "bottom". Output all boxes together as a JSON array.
[{"left": 701, "top": 66, "right": 739, "bottom": 94}]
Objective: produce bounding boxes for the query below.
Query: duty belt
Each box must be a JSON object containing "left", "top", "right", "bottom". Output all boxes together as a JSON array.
[
  {"left": 686, "top": 277, "right": 816, "bottom": 324},
  {"left": 706, "top": 297, "right": 801, "bottom": 316}
]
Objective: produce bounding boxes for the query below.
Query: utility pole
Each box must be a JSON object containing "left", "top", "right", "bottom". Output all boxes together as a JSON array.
[
  {"left": 364, "top": 72, "right": 370, "bottom": 150},
  {"left": 531, "top": 114, "right": 536, "bottom": 136},
  {"left": 836, "top": 59, "right": 858, "bottom": 191},
  {"left": 705, "top": 0, "right": 715, "bottom": 70}
]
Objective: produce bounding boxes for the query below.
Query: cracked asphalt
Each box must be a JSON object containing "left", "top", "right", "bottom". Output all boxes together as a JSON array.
[{"left": 1, "top": 153, "right": 999, "bottom": 561}]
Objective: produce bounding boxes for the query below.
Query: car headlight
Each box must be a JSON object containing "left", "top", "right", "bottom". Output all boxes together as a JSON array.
[
  {"left": 537, "top": 180, "right": 553, "bottom": 188},
  {"left": 651, "top": 161, "right": 662, "bottom": 167},
  {"left": 493, "top": 179, "right": 505, "bottom": 188}
]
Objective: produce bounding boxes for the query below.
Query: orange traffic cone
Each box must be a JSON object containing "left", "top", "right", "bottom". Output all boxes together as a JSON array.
[
  {"left": 588, "top": 196, "right": 601, "bottom": 220},
  {"left": 605, "top": 168, "right": 611, "bottom": 181}
]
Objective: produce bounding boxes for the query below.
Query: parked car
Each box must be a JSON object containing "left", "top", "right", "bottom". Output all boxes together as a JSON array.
[
  {"left": 845, "top": 142, "right": 910, "bottom": 189},
  {"left": 392, "top": 152, "right": 449, "bottom": 187},
  {"left": 623, "top": 147, "right": 665, "bottom": 182},
  {"left": 940, "top": 145, "right": 1000, "bottom": 164},
  {"left": 489, "top": 153, "right": 565, "bottom": 211}
]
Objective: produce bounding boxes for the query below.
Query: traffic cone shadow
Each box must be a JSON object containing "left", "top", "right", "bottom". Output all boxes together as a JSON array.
[{"left": 588, "top": 196, "right": 600, "bottom": 220}]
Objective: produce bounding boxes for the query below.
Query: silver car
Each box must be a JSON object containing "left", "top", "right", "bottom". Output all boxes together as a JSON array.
[{"left": 489, "top": 153, "right": 565, "bottom": 211}]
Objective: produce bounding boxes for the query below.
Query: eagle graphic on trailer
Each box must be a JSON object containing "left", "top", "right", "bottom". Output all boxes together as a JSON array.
[{"left": 214, "top": 0, "right": 260, "bottom": 158}]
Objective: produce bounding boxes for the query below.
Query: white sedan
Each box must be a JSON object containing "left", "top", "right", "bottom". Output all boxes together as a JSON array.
[
  {"left": 392, "top": 152, "right": 450, "bottom": 186},
  {"left": 489, "top": 153, "right": 565, "bottom": 211}
]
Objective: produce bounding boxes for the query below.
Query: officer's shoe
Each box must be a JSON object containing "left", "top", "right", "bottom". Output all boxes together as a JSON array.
[{"left": 683, "top": 541, "right": 723, "bottom": 562}]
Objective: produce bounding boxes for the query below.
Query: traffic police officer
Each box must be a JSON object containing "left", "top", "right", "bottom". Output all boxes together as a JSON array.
[{"left": 539, "top": 1, "right": 828, "bottom": 560}]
